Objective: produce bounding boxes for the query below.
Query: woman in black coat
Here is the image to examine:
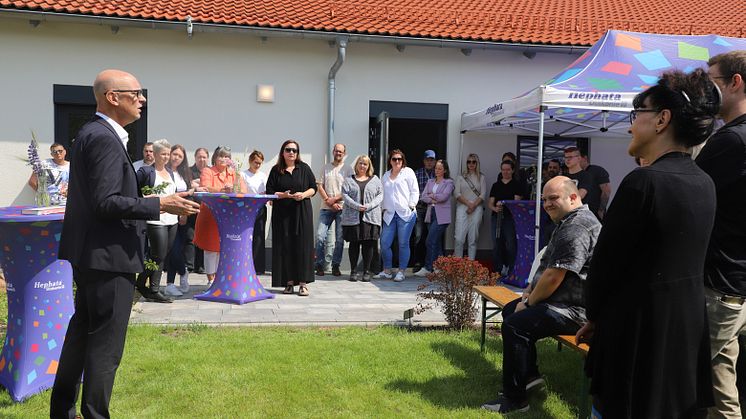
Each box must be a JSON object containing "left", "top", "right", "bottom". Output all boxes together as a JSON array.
[
  {"left": 576, "top": 69, "right": 721, "bottom": 417},
  {"left": 265, "top": 140, "right": 317, "bottom": 296}
]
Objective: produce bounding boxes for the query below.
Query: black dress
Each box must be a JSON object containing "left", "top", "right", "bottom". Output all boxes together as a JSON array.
[
  {"left": 585, "top": 152, "right": 715, "bottom": 417},
  {"left": 265, "top": 162, "right": 317, "bottom": 287}
]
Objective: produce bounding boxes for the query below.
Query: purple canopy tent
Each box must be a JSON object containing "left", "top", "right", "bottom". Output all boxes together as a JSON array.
[{"left": 462, "top": 30, "right": 746, "bottom": 260}]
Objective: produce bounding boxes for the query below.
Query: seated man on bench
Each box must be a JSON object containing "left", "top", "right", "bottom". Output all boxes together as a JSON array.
[{"left": 482, "top": 176, "right": 601, "bottom": 414}]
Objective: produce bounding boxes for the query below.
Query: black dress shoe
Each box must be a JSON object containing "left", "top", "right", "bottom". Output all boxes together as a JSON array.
[
  {"left": 315, "top": 267, "right": 325, "bottom": 276},
  {"left": 332, "top": 265, "right": 342, "bottom": 276},
  {"left": 145, "top": 291, "right": 173, "bottom": 303}
]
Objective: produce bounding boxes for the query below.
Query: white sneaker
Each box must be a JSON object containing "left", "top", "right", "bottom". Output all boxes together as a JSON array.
[
  {"left": 164, "top": 283, "right": 183, "bottom": 297},
  {"left": 393, "top": 271, "right": 406, "bottom": 282},
  {"left": 414, "top": 268, "right": 431, "bottom": 277},
  {"left": 179, "top": 273, "right": 190, "bottom": 293},
  {"left": 373, "top": 271, "right": 393, "bottom": 279}
]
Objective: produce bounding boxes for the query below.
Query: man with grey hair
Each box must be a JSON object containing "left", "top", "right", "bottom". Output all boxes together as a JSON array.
[
  {"left": 482, "top": 176, "right": 601, "bottom": 413},
  {"left": 697, "top": 50, "right": 746, "bottom": 417},
  {"left": 51, "top": 69, "right": 199, "bottom": 418}
]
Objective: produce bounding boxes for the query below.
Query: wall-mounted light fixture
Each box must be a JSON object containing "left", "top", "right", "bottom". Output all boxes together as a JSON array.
[{"left": 257, "top": 84, "right": 275, "bottom": 103}]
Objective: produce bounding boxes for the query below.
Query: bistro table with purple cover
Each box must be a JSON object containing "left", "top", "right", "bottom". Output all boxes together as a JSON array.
[
  {"left": 193, "top": 193, "right": 276, "bottom": 305},
  {"left": 0, "top": 206, "right": 73, "bottom": 402},
  {"left": 500, "top": 200, "right": 552, "bottom": 288}
]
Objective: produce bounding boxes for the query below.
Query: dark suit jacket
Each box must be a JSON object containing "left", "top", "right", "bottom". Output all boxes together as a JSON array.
[
  {"left": 136, "top": 164, "right": 174, "bottom": 191},
  {"left": 60, "top": 115, "right": 160, "bottom": 274}
]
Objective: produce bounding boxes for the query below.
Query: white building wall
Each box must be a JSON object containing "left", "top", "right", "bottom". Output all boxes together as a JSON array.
[{"left": 1, "top": 16, "right": 597, "bottom": 256}]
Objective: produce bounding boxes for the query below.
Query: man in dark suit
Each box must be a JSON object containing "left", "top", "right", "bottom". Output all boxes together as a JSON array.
[{"left": 50, "top": 69, "right": 200, "bottom": 419}]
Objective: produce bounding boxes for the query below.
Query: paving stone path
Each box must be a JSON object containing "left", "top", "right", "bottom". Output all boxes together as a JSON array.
[{"left": 130, "top": 271, "right": 468, "bottom": 326}]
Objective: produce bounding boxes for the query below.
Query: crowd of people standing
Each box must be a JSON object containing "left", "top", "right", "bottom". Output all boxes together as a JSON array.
[{"left": 33, "top": 51, "right": 746, "bottom": 417}]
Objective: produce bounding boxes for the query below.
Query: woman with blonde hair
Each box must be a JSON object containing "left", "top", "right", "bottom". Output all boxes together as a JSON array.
[
  {"left": 341, "top": 155, "right": 383, "bottom": 282},
  {"left": 135, "top": 139, "right": 178, "bottom": 302},
  {"left": 453, "top": 153, "right": 486, "bottom": 260}
]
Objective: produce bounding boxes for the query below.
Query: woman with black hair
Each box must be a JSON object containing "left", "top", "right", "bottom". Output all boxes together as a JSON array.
[
  {"left": 577, "top": 69, "right": 721, "bottom": 417},
  {"left": 265, "top": 140, "right": 317, "bottom": 296}
]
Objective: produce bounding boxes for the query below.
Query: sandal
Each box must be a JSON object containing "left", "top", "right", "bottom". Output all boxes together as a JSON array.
[
  {"left": 283, "top": 284, "right": 294, "bottom": 294},
  {"left": 298, "top": 285, "right": 309, "bottom": 296}
]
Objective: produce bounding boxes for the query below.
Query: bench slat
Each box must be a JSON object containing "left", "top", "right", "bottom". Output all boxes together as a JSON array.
[{"left": 474, "top": 285, "right": 589, "bottom": 355}]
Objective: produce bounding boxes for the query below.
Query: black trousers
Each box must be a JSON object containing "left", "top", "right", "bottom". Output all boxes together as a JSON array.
[
  {"left": 349, "top": 239, "right": 376, "bottom": 274},
  {"left": 184, "top": 213, "right": 203, "bottom": 272},
  {"left": 136, "top": 223, "right": 177, "bottom": 292},
  {"left": 50, "top": 268, "right": 135, "bottom": 419},
  {"left": 253, "top": 206, "right": 267, "bottom": 274}
]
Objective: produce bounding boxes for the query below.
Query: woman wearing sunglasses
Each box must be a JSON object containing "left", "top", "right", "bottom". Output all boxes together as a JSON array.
[
  {"left": 375, "top": 149, "right": 419, "bottom": 282},
  {"left": 577, "top": 69, "right": 720, "bottom": 417},
  {"left": 266, "top": 140, "right": 317, "bottom": 296}
]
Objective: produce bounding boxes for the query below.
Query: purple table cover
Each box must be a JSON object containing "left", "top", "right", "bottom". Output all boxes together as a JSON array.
[
  {"left": 193, "top": 193, "right": 276, "bottom": 305},
  {"left": 0, "top": 206, "right": 74, "bottom": 402},
  {"left": 500, "top": 200, "right": 551, "bottom": 288}
]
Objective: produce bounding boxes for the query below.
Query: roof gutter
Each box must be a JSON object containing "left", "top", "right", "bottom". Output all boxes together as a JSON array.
[{"left": 0, "top": 9, "right": 589, "bottom": 55}]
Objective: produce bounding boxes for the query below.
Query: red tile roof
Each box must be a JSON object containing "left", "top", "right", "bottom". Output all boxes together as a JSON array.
[{"left": 1, "top": 0, "right": 744, "bottom": 46}]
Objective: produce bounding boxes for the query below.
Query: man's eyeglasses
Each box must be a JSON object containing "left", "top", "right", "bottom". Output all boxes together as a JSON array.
[
  {"left": 629, "top": 108, "right": 660, "bottom": 124},
  {"left": 110, "top": 89, "right": 145, "bottom": 98},
  {"left": 467, "top": 160, "right": 477, "bottom": 164},
  {"left": 284, "top": 147, "right": 298, "bottom": 154},
  {"left": 51, "top": 150, "right": 65, "bottom": 155},
  {"left": 391, "top": 157, "right": 403, "bottom": 162}
]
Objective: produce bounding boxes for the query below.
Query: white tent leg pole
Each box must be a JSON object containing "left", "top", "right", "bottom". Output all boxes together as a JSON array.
[
  {"left": 459, "top": 131, "right": 464, "bottom": 174},
  {"left": 535, "top": 108, "right": 546, "bottom": 258}
]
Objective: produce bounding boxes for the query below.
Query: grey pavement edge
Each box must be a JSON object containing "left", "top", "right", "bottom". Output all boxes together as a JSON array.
[{"left": 130, "top": 270, "right": 522, "bottom": 327}]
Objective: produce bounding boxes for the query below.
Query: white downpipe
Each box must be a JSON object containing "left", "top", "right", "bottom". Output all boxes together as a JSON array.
[
  {"left": 534, "top": 88, "right": 546, "bottom": 258},
  {"left": 327, "top": 39, "right": 347, "bottom": 163}
]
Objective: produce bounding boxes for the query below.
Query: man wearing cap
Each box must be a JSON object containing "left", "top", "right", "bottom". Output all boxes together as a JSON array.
[{"left": 413, "top": 150, "right": 436, "bottom": 271}]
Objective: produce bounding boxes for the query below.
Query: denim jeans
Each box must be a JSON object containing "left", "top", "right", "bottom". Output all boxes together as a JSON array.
[
  {"left": 381, "top": 212, "right": 417, "bottom": 270},
  {"left": 424, "top": 211, "right": 449, "bottom": 271},
  {"left": 501, "top": 298, "right": 580, "bottom": 403},
  {"left": 315, "top": 208, "right": 344, "bottom": 268},
  {"left": 491, "top": 213, "right": 517, "bottom": 273}
]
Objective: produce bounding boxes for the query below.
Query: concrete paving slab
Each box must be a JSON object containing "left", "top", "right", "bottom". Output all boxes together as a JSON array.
[{"left": 129, "top": 271, "right": 515, "bottom": 327}]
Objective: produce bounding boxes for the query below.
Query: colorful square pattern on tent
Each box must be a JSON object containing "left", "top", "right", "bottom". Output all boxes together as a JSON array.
[{"left": 550, "top": 31, "right": 746, "bottom": 93}]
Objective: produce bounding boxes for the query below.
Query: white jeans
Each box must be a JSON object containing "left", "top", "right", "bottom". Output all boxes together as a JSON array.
[{"left": 453, "top": 204, "right": 483, "bottom": 259}]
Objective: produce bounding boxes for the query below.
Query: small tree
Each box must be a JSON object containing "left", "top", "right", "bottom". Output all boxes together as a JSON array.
[{"left": 416, "top": 256, "right": 499, "bottom": 330}]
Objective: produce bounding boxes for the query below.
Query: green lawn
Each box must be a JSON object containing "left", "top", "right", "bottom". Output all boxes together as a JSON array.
[
  {"left": 0, "top": 326, "right": 585, "bottom": 418},
  {"left": 0, "top": 291, "right": 585, "bottom": 418}
]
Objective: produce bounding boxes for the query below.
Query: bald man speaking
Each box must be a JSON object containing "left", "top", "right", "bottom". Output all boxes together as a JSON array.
[{"left": 51, "top": 70, "right": 199, "bottom": 419}]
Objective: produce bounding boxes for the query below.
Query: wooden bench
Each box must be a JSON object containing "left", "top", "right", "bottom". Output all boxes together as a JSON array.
[{"left": 473, "top": 285, "right": 590, "bottom": 416}]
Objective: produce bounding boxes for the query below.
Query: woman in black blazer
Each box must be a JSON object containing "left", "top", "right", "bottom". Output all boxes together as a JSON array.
[{"left": 578, "top": 69, "right": 720, "bottom": 417}]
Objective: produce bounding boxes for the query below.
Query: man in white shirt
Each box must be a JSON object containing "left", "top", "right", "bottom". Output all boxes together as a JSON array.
[
  {"left": 27, "top": 143, "right": 70, "bottom": 205},
  {"left": 315, "top": 143, "right": 353, "bottom": 276},
  {"left": 132, "top": 142, "right": 154, "bottom": 170}
]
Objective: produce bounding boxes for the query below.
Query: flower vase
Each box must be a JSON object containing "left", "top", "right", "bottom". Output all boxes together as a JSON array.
[
  {"left": 233, "top": 176, "right": 242, "bottom": 194},
  {"left": 35, "top": 174, "right": 51, "bottom": 207}
]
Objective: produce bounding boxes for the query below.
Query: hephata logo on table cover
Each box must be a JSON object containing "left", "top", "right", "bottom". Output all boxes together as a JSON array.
[
  {"left": 33, "top": 280, "right": 65, "bottom": 291},
  {"left": 225, "top": 233, "right": 242, "bottom": 241}
]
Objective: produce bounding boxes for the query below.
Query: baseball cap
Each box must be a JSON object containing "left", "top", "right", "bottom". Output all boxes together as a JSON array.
[{"left": 423, "top": 150, "right": 436, "bottom": 159}]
